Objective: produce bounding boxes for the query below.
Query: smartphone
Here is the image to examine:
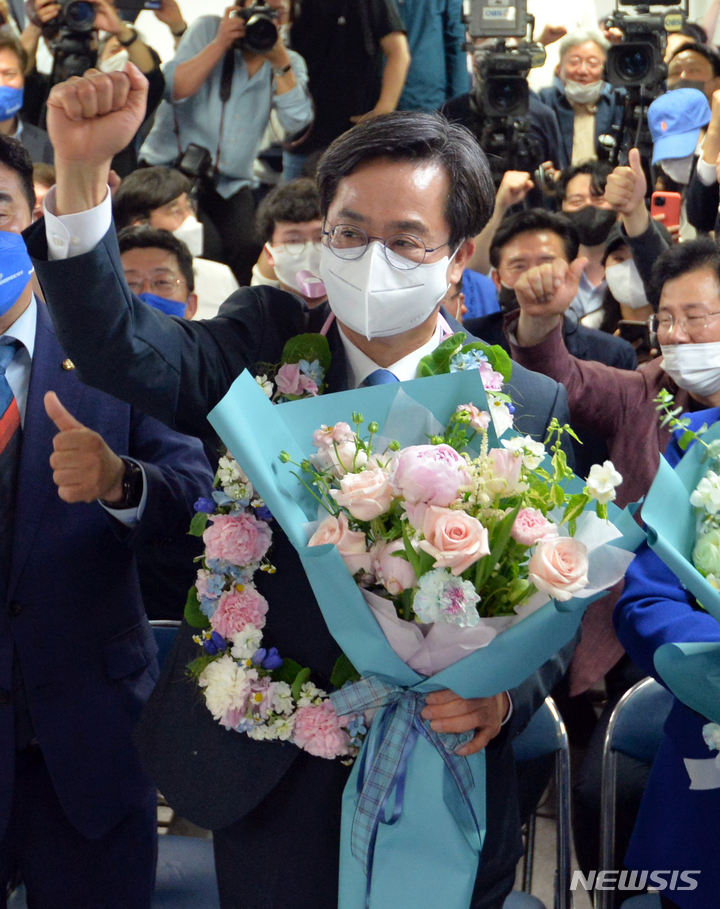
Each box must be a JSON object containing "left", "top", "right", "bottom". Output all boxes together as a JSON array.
[
  {"left": 617, "top": 319, "right": 650, "bottom": 347},
  {"left": 650, "top": 191, "right": 682, "bottom": 230},
  {"left": 117, "top": 0, "right": 162, "bottom": 12}
]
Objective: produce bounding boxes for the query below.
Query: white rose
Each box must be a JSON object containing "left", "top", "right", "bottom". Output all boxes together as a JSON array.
[
  {"left": 694, "top": 528, "right": 720, "bottom": 578},
  {"left": 690, "top": 471, "right": 720, "bottom": 515}
]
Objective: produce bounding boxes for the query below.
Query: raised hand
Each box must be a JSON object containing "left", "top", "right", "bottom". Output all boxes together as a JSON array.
[
  {"left": 45, "top": 391, "right": 126, "bottom": 504},
  {"left": 604, "top": 147, "right": 646, "bottom": 215},
  {"left": 213, "top": 5, "right": 245, "bottom": 53},
  {"left": 496, "top": 170, "right": 535, "bottom": 212},
  {"left": 514, "top": 256, "right": 587, "bottom": 316}
]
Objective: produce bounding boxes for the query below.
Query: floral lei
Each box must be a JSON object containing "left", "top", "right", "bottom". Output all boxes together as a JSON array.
[{"left": 185, "top": 329, "right": 517, "bottom": 761}]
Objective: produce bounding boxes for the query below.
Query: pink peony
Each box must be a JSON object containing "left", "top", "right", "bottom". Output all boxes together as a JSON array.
[
  {"left": 371, "top": 539, "right": 418, "bottom": 594},
  {"left": 488, "top": 448, "right": 523, "bottom": 494},
  {"left": 203, "top": 512, "right": 272, "bottom": 565},
  {"left": 293, "top": 701, "right": 351, "bottom": 758},
  {"left": 528, "top": 537, "right": 589, "bottom": 602},
  {"left": 457, "top": 403, "right": 491, "bottom": 432},
  {"left": 511, "top": 508, "right": 558, "bottom": 547},
  {"left": 404, "top": 501, "right": 428, "bottom": 531},
  {"left": 312, "top": 422, "right": 355, "bottom": 449},
  {"left": 389, "top": 444, "right": 472, "bottom": 507},
  {"left": 330, "top": 467, "right": 393, "bottom": 521},
  {"left": 418, "top": 506, "right": 490, "bottom": 576},
  {"left": 210, "top": 586, "right": 269, "bottom": 638},
  {"left": 308, "top": 512, "right": 371, "bottom": 575}
]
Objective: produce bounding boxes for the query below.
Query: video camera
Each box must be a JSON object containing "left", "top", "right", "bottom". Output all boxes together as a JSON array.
[
  {"left": 234, "top": 1, "right": 279, "bottom": 54},
  {"left": 38, "top": 0, "right": 97, "bottom": 82}
]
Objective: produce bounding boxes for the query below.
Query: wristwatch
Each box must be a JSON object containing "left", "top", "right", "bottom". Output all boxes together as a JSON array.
[
  {"left": 272, "top": 62, "right": 292, "bottom": 78},
  {"left": 118, "top": 26, "right": 139, "bottom": 47},
  {"left": 101, "top": 458, "right": 144, "bottom": 510}
]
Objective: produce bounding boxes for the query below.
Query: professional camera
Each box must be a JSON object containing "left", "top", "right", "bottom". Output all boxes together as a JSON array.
[
  {"left": 41, "top": 0, "right": 98, "bottom": 81},
  {"left": 234, "top": 1, "right": 279, "bottom": 54}
]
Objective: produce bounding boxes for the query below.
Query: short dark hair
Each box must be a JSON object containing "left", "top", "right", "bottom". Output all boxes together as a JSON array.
[
  {"left": 117, "top": 226, "right": 195, "bottom": 291},
  {"left": 648, "top": 237, "right": 720, "bottom": 310},
  {"left": 255, "top": 178, "right": 321, "bottom": 243},
  {"left": 669, "top": 40, "right": 720, "bottom": 77},
  {"left": 489, "top": 209, "right": 580, "bottom": 269},
  {"left": 0, "top": 135, "right": 34, "bottom": 215},
  {"left": 316, "top": 111, "right": 495, "bottom": 249},
  {"left": 0, "top": 32, "right": 27, "bottom": 74},
  {"left": 679, "top": 22, "right": 708, "bottom": 44},
  {"left": 113, "top": 167, "right": 192, "bottom": 229},
  {"left": 557, "top": 160, "right": 612, "bottom": 202}
]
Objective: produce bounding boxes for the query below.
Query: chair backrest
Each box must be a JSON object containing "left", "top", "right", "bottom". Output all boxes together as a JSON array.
[
  {"left": 598, "top": 678, "right": 674, "bottom": 909},
  {"left": 149, "top": 620, "right": 181, "bottom": 673}
]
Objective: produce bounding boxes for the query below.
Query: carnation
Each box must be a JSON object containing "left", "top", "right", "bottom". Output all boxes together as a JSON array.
[
  {"left": 198, "top": 654, "right": 254, "bottom": 723},
  {"left": 210, "top": 586, "right": 269, "bottom": 639},
  {"left": 292, "top": 701, "right": 351, "bottom": 758},
  {"left": 203, "top": 512, "right": 272, "bottom": 565},
  {"left": 413, "top": 568, "right": 481, "bottom": 627}
]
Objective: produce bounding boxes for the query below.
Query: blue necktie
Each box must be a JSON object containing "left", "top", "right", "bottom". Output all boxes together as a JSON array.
[
  {"left": 362, "top": 369, "right": 399, "bottom": 387},
  {"left": 0, "top": 339, "right": 21, "bottom": 576}
]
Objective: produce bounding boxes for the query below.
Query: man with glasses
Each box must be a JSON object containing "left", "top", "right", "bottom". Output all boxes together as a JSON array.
[{"left": 24, "top": 66, "right": 574, "bottom": 909}]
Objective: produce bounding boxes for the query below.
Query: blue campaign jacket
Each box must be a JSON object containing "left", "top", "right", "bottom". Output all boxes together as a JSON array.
[
  {"left": 0, "top": 301, "right": 214, "bottom": 842},
  {"left": 614, "top": 408, "right": 720, "bottom": 909}
]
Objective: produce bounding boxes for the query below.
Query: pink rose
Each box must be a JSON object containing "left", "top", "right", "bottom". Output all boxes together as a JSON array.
[
  {"left": 308, "top": 513, "right": 371, "bottom": 575},
  {"left": 330, "top": 468, "right": 393, "bottom": 521},
  {"left": 312, "top": 422, "right": 355, "bottom": 449},
  {"left": 418, "top": 506, "right": 490, "bottom": 576},
  {"left": 389, "top": 444, "right": 472, "bottom": 507},
  {"left": 371, "top": 539, "right": 418, "bottom": 594},
  {"left": 528, "top": 537, "right": 589, "bottom": 602},
  {"left": 510, "top": 508, "right": 558, "bottom": 547},
  {"left": 457, "top": 403, "right": 491, "bottom": 432},
  {"left": 293, "top": 701, "right": 351, "bottom": 758},
  {"left": 488, "top": 448, "right": 523, "bottom": 494},
  {"left": 210, "top": 586, "right": 269, "bottom": 638},
  {"left": 203, "top": 513, "right": 272, "bottom": 565}
]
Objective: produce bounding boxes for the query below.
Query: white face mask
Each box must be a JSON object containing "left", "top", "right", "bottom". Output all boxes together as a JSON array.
[
  {"left": 661, "top": 341, "right": 720, "bottom": 397},
  {"left": 605, "top": 258, "right": 649, "bottom": 310},
  {"left": 563, "top": 79, "right": 604, "bottom": 106},
  {"left": 319, "top": 241, "right": 454, "bottom": 340},
  {"left": 661, "top": 155, "right": 694, "bottom": 186},
  {"left": 266, "top": 241, "right": 325, "bottom": 297},
  {"left": 172, "top": 214, "right": 204, "bottom": 258},
  {"left": 99, "top": 48, "right": 130, "bottom": 74}
]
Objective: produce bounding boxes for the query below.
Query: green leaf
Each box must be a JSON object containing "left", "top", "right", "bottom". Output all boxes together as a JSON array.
[
  {"left": 184, "top": 586, "right": 210, "bottom": 629},
  {"left": 281, "top": 333, "right": 332, "bottom": 374},
  {"left": 188, "top": 510, "right": 209, "bottom": 537},
  {"left": 186, "top": 653, "right": 216, "bottom": 680},
  {"left": 273, "top": 658, "right": 302, "bottom": 686},
  {"left": 562, "top": 492, "right": 590, "bottom": 526},
  {"left": 401, "top": 523, "right": 424, "bottom": 576},
  {"left": 475, "top": 503, "right": 521, "bottom": 591},
  {"left": 552, "top": 483, "right": 565, "bottom": 507},
  {"left": 463, "top": 342, "right": 513, "bottom": 382},
  {"left": 330, "top": 654, "right": 361, "bottom": 689},
  {"left": 679, "top": 429, "right": 695, "bottom": 451},
  {"left": 291, "top": 666, "right": 312, "bottom": 702},
  {"left": 417, "top": 332, "right": 466, "bottom": 376},
  {"left": 596, "top": 502, "right": 608, "bottom": 521}
]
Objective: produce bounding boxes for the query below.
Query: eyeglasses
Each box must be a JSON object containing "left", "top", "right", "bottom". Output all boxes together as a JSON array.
[
  {"left": 322, "top": 224, "right": 451, "bottom": 271},
  {"left": 125, "top": 275, "right": 186, "bottom": 296},
  {"left": 649, "top": 310, "right": 720, "bottom": 338},
  {"left": 272, "top": 239, "right": 323, "bottom": 255}
]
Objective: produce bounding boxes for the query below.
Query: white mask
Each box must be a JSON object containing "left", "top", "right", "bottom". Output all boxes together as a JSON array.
[
  {"left": 605, "top": 258, "right": 649, "bottom": 310},
  {"left": 99, "top": 48, "right": 130, "bottom": 74},
  {"left": 660, "top": 155, "right": 694, "bottom": 186},
  {"left": 661, "top": 341, "right": 720, "bottom": 397},
  {"left": 319, "top": 241, "right": 453, "bottom": 340},
  {"left": 563, "top": 80, "right": 604, "bottom": 106},
  {"left": 266, "top": 241, "right": 325, "bottom": 297},
  {"left": 172, "top": 214, "right": 204, "bottom": 258}
]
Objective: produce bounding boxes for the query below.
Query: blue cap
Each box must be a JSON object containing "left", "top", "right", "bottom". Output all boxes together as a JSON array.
[{"left": 648, "top": 88, "right": 711, "bottom": 164}]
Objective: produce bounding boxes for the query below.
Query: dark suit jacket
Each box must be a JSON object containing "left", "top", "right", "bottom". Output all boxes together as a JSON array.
[
  {"left": 26, "top": 223, "right": 575, "bottom": 889},
  {"left": 18, "top": 118, "right": 53, "bottom": 165},
  {"left": 0, "top": 300, "right": 213, "bottom": 841}
]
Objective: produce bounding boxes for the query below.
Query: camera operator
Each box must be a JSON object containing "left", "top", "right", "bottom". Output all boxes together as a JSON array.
[
  {"left": 666, "top": 39, "right": 720, "bottom": 101},
  {"left": 538, "top": 30, "right": 625, "bottom": 170},
  {"left": 139, "top": 1, "right": 312, "bottom": 285}
]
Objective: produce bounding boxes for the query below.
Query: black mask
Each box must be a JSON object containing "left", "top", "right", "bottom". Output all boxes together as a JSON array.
[
  {"left": 565, "top": 206, "right": 617, "bottom": 247},
  {"left": 668, "top": 78, "right": 707, "bottom": 95}
]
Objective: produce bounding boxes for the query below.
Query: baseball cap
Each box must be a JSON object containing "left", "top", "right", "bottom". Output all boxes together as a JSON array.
[{"left": 648, "top": 87, "right": 711, "bottom": 163}]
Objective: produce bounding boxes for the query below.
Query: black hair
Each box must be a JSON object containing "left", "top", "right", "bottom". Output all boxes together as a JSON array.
[
  {"left": 489, "top": 209, "right": 580, "bottom": 269},
  {"left": 556, "top": 160, "right": 612, "bottom": 202},
  {"left": 648, "top": 237, "right": 720, "bottom": 310},
  {"left": 669, "top": 40, "right": 720, "bottom": 77},
  {"left": 116, "top": 226, "right": 195, "bottom": 291},
  {"left": 0, "top": 32, "right": 27, "bottom": 75},
  {"left": 255, "top": 178, "right": 321, "bottom": 243},
  {"left": 0, "top": 134, "right": 35, "bottom": 215},
  {"left": 113, "top": 167, "right": 192, "bottom": 230},
  {"left": 679, "top": 22, "right": 708, "bottom": 43},
  {"left": 316, "top": 111, "right": 495, "bottom": 249}
]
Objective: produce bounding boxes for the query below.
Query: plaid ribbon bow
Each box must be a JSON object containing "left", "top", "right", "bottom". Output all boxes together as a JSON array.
[{"left": 330, "top": 677, "right": 481, "bottom": 877}]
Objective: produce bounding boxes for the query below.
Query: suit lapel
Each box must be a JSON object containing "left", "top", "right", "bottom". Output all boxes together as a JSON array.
[{"left": 324, "top": 320, "right": 349, "bottom": 393}]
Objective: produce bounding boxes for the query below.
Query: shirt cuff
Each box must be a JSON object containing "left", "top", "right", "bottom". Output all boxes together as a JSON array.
[
  {"left": 44, "top": 185, "right": 113, "bottom": 260},
  {"left": 98, "top": 459, "right": 147, "bottom": 526},
  {"left": 501, "top": 692, "right": 513, "bottom": 726},
  {"left": 696, "top": 155, "right": 718, "bottom": 187}
]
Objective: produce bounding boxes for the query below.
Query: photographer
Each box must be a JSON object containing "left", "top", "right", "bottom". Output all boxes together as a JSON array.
[{"left": 139, "top": 1, "right": 312, "bottom": 285}]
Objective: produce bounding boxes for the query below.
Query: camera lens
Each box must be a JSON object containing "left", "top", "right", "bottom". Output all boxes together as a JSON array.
[
  {"left": 616, "top": 45, "right": 651, "bottom": 82},
  {"left": 486, "top": 75, "right": 527, "bottom": 117},
  {"left": 244, "top": 14, "right": 278, "bottom": 53},
  {"left": 64, "top": 0, "right": 96, "bottom": 32}
]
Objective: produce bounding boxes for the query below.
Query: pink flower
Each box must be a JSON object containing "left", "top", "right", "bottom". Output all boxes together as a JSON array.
[
  {"left": 404, "top": 501, "right": 428, "bottom": 531},
  {"left": 479, "top": 360, "right": 504, "bottom": 391},
  {"left": 210, "top": 586, "right": 269, "bottom": 638},
  {"left": 488, "top": 448, "right": 523, "bottom": 494},
  {"left": 389, "top": 444, "right": 473, "bottom": 507},
  {"left": 418, "top": 506, "right": 490, "bottom": 576},
  {"left": 330, "top": 468, "right": 393, "bottom": 521},
  {"left": 457, "top": 403, "right": 491, "bottom": 432},
  {"left": 293, "top": 701, "right": 351, "bottom": 758},
  {"left": 275, "top": 363, "right": 303, "bottom": 396},
  {"left": 203, "top": 513, "right": 272, "bottom": 565},
  {"left": 298, "top": 374, "right": 318, "bottom": 396},
  {"left": 511, "top": 508, "right": 558, "bottom": 547},
  {"left": 528, "top": 537, "right": 589, "bottom": 602},
  {"left": 308, "top": 512, "right": 371, "bottom": 575},
  {"left": 312, "top": 422, "right": 355, "bottom": 449},
  {"left": 371, "top": 539, "right": 418, "bottom": 594}
]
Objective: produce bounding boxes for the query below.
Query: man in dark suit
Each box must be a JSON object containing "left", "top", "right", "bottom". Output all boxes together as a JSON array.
[
  {"left": 0, "top": 33, "right": 53, "bottom": 165},
  {"left": 26, "top": 65, "right": 576, "bottom": 909},
  {"left": 0, "top": 133, "right": 214, "bottom": 907}
]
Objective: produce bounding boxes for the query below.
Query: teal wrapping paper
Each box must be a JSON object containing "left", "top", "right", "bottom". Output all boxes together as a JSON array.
[{"left": 207, "top": 368, "right": 639, "bottom": 909}]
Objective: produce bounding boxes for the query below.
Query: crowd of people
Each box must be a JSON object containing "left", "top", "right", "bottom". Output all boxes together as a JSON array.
[{"left": 0, "top": 0, "right": 720, "bottom": 907}]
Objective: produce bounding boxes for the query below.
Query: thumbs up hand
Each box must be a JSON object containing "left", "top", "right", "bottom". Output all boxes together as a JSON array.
[
  {"left": 604, "top": 147, "right": 647, "bottom": 216},
  {"left": 44, "top": 391, "right": 126, "bottom": 504}
]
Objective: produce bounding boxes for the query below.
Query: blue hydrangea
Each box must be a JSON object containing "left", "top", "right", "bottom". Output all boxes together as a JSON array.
[
  {"left": 199, "top": 597, "right": 219, "bottom": 619},
  {"left": 449, "top": 349, "right": 488, "bottom": 373},
  {"left": 212, "top": 490, "right": 236, "bottom": 507},
  {"left": 299, "top": 358, "right": 325, "bottom": 385}
]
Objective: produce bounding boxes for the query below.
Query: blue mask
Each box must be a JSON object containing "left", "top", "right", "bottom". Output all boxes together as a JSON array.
[
  {"left": 0, "top": 232, "right": 34, "bottom": 316},
  {"left": 138, "top": 292, "right": 186, "bottom": 318},
  {"left": 0, "top": 86, "right": 23, "bottom": 122}
]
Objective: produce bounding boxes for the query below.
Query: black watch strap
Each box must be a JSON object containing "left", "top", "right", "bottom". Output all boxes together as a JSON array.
[{"left": 101, "top": 458, "right": 144, "bottom": 510}]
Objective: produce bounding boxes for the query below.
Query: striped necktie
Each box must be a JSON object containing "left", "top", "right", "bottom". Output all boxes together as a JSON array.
[
  {"left": 361, "top": 369, "right": 399, "bottom": 387},
  {"left": 0, "top": 339, "right": 21, "bottom": 576}
]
